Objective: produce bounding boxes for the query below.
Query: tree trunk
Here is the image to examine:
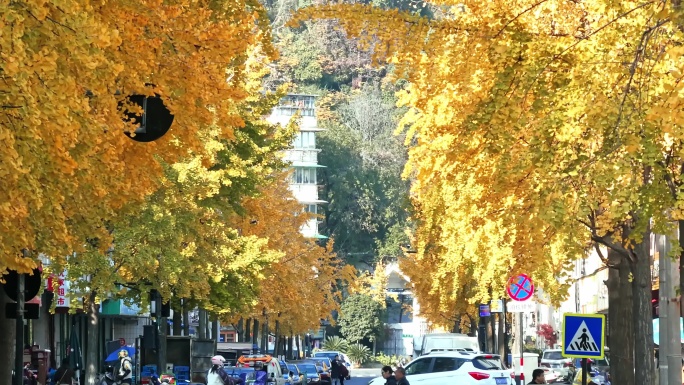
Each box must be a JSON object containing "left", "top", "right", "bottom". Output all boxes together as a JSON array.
[
  {"left": 0, "top": 290, "right": 15, "bottom": 384},
  {"left": 198, "top": 310, "right": 207, "bottom": 339},
  {"left": 632, "top": 228, "right": 654, "bottom": 385},
  {"left": 235, "top": 319, "right": 244, "bottom": 343},
  {"left": 486, "top": 315, "right": 494, "bottom": 353},
  {"left": 172, "top": 302, "right": 182, "bottom": 336},
  {"left": 679, "top": 219, "right": 684, "bottom": 317},
  {"left": 452, "top": 317, "right": 461, "bottom": 333},
  {"left": 274, "top": 320, "right": 280, "bottom": 357},
  {"left": 261, "top": 320, "right": 268, "bottom": 353},
  {"left": 253, "top": 319, "right": 260, "bottom": 351},
  {"left": 159, "top": 316, "right": 167, "bottom": 374},
  {"left": 497, "top": 313, "right": 505, "bottom": 358},
  {"left": 245, "top": 318, "right": 251, "bottom": 345},
  {"left": 608, "top": 249, "right": 634, "bottom": 385},
  {"left": 85, "top": 291, "right": 99, "bottom": 385},
  {"left": 212, "top": 317, "right": 219, "bottom": 341},
  {"left": 287, "top": 335, "right": 293, "bottom": 360},
  {"left": 295, "top": 335, "right": 301, "bottom": 359},
  {"left": 182, "top": 301, "right": 189, "bottom": 336}
]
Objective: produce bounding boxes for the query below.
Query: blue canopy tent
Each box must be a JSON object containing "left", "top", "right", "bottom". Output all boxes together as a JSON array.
[{"left": 652, "top": 317, "right": 684, "bottom": 344}]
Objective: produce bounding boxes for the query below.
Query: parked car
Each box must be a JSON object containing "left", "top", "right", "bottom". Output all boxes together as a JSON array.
[
  {"left": 297, "top": 363, "right": 322, "bottom": 384},
  {"left": 573, "top": 351, "right": 610, "bottom": 375},
  {"left": 283, "top": 364, "right": 302, "bottom": 384},
  {"left": 535, "top": 367, "right": 561, "bottom": 383},
  {"left": 312, "top": 351, "right": 352, "bottom": 377},
  {"left": 237, "top": 354, "right": 286, "bottom": 385},
  {"left": 368, "top": 351, "right": 514, "bottom": 385},
  {"left": 302, "top": 359, "right": 331, "bottom": 384},
  {"left": 540, "top": 349, "right": 575, "bottom": 382}
]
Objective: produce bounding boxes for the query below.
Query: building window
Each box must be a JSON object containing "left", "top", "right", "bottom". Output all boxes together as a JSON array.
[
  {"left": 292, "top": 167, "right": 317, "bottom": 184},
  {"left": 292, "top": 132, "right": 316, "bottom": 149},
  {"left": 220, "top": 332, "right": 236, "bottom": 342},
  {"left": 304, "top": 204, "right": 317, "bottom": 214}
]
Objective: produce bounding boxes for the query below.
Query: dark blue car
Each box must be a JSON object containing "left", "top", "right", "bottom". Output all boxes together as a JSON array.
[
  {"left": 282, "top": 364, "right": 302, "bottom": 384},
  {"left": 297, "top": 363, "right": 321, "bottom": 384}
]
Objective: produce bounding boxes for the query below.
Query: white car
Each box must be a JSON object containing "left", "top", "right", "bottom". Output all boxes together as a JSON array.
[{"left": 368, "top": 351, "right": 514, "bottom": 385}]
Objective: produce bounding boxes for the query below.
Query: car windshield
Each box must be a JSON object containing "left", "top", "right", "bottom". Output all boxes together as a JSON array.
[
  {"left": 299, "top": 365, "right": 318, "bottom": 373},
  {"left": 543, "top": 351, "right": 564, "bottom": 360},
  {"left": 287, "top": 365, "right": 299, "bottom": 373}
]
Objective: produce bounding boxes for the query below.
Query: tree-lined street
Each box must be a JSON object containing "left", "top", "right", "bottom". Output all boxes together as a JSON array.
[{"left": 3, "top": 0, "right": 684, "bottom": 384}]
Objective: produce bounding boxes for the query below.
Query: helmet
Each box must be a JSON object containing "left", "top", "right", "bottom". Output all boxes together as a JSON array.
[
  {"left": 211, "top": 355, "right": 226, "bottom": 366},
  {"left": 118, "top": 349, "right": 128, "bottom": 358}
]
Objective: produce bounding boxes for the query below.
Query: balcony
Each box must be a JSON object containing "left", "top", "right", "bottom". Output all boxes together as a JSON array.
[
  {"left": 267, "top": 114, "right": 319, "bottom": 130},
  {"left": 289, "top": 184, "right": 319, "bottom": 202},
  {"left": 301, "top": 218, "right": 319, "bottom": 238},
  {"left": 284, "top": 149, "right": 319, "bottom": 164}
]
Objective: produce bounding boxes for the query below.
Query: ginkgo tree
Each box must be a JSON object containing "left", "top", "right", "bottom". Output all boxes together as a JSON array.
[
  {"left": 0, "top": 0, "right": 275, "bottom": 273},
  {"left": 290, "top": 1, "right": 684, "bottom": 383},
  {"left": 222, "top": 171, "right": 356, "bottom": 342}
]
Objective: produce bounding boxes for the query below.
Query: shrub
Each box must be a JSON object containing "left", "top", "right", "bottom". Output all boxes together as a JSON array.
[
  {"left": 375, "top": 353, "right": 398, "bottom": 367},
  {"left": 346, "top": 343, "right": 371, "bottom": 365},
  {"left": 322, "top": 336, "right": 349, "bottom": 352}
]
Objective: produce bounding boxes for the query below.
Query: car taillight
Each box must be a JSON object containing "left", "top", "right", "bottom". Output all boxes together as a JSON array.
[
  {"left": 510, "top": 372, "right": 516, "bottom": 378},
  {"left": 468, "top": 372, "right": 491, "bottom": 380}
]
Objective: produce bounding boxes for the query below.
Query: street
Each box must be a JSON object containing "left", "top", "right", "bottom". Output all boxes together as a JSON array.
[{"left": 346, "top": 368, "right": 378, "bottom": 385}]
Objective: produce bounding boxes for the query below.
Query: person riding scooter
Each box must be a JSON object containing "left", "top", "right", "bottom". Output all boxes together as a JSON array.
[{"left": 98, "top": 365, "right": 117, "bottom": 385}]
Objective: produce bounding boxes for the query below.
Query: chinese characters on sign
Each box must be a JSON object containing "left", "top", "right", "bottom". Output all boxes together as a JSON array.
[{"left": 48, "top": 271, "right": 70, "bottom": 308}]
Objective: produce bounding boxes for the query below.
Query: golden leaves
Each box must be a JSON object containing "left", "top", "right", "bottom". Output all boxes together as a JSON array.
[
  {"left": 0, "top": 0, "right": 274, "bottom": 272},
  {"left": 289, "top": 0, "right": 684, "bottom": 326}
]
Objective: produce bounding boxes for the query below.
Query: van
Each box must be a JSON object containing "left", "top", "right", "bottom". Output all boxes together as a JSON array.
[
  {"left": 237, "top": 354, "right": 285, "bottom": 385},
  {"left": 414, "top": 333, "right": 480, "bottom": 356}
]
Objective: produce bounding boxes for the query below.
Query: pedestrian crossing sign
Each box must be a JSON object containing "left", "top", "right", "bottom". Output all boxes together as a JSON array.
[{"left": 562, "top": 313, "right": 606, "bottom": 359}]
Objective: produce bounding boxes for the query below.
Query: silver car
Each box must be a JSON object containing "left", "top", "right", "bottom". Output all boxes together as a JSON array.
[{"left": 540, "top": 349, "right": 575, "bottom": 381}]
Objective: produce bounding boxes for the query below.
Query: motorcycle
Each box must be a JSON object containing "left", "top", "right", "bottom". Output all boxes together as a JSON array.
[
  {"left": 150, "top": 373, "right": 191, "bottom": 385},
  {"left": 98, "top": 365, "right": 117, "bottom": 385}
]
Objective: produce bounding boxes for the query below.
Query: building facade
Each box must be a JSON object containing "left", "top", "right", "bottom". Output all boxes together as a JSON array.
[
  {"left": 267, "top": 94, "right": 326, "bottom": 239},
  {"left": 378, "top": 263, "right": 431, "bottom": 357}
]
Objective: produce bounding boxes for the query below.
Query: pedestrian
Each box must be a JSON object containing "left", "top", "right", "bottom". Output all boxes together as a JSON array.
[
  {"left": 528, "top": 369, "right": 546, "bottom": 384},
  {"left": 52, "top": 358, "right": 75, "bottom": 385},
  {"left": 381, "top": 366, "right": 397, "bottom": 385},
  {"left": 339, "top": 361, "right": 349, "bottom": 385},
  {"left": 394, "top": 367, "right": 409, "bottom": 385},
  {"left": 286, "top": 370, "right": 297, "bottom": 384},
  {"left": 330, "top": 356, "right": 342, "bottom": 385},
  {"left": 207, "top": 355, "right": 240, "bottom": 385},
  {"left": 116, "top": 349, "right": 134, "bottom": 385}
]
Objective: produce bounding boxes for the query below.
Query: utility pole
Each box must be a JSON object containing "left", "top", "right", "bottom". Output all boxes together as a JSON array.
[{"left": 658, "top": 233, "right": 682, "bottom": 385}]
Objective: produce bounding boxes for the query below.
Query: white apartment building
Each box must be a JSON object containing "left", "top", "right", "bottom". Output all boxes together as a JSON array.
[{"left": 267, "top": 94, "right": 326, "bottom": 239}]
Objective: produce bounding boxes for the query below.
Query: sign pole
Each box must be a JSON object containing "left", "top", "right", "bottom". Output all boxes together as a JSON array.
[
  {"left": 519, "top": 312, "right": 524, "bottom": 385},
  {"left": 581, "top": 358, "right": 587, "bottom": 385},
  {"left": 14, "top": 272, "right": 24, "bottom": 385}
]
